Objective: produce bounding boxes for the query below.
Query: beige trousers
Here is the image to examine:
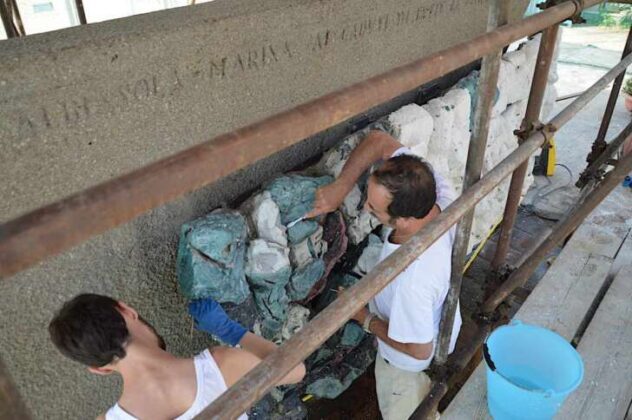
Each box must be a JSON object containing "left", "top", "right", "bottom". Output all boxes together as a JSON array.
[{"left": 374, "top": 354, "right": 436, "bottom": 420}]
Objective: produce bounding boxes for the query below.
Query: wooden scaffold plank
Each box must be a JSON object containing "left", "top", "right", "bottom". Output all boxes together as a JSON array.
[{"left": 557, "top": 265, "right": 632, "bottom": 419}]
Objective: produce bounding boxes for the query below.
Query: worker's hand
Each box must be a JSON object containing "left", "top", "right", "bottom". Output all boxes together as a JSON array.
[
  {"left": 305, "top": 181, "right": 351, "bottom": 219},
  {"left": 188, "top": 298, "right": 247, "bottom": 346}
]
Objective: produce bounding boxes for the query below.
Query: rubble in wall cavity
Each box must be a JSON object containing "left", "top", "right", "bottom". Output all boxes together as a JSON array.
[
  {"left": 176, "top": 172, "right": 373, "bottom": 416},
  {"left": 175, "top": 34, "right": 557, "bottom": 419}
]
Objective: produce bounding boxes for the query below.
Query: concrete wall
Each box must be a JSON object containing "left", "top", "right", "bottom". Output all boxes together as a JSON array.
[
  {"left": 0, "top": 0, "right": 530, "bottom": 221},
  {"left": 0, "top": 0, "right": 528, "bottom": 418}
]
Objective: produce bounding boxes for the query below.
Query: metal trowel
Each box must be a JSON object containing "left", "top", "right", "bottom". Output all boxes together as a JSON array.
[{"left": 287, "top": 216, "right": 305, "bottom": 228}]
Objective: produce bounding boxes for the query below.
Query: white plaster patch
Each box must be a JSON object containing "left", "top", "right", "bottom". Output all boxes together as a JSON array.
[
  {"left": 290, "top": 239, "right": 312, "bottom": 269},
  {"left": 342, "top": 184, "right": 363, "bottom": 219},
  {"left": 281, "top": 305, "right": 311, "bottom": 341},
  {"left": 347, "top": 210, "right": 381, "bottom": 245},
  {"left": 353, "top": 234, "right": 383, "bottom": 276},
  {"left": 388, "top": 103, "right": 434, "bottom": 152},
  {"left": 249, "top": 191, "right": 288, "bottom": 247},
  {"left": 316, "top": 132, "right": 364, "bottom": 178},
  {"left": 245, "top": 239, "right": 291, "bottom": 278}
]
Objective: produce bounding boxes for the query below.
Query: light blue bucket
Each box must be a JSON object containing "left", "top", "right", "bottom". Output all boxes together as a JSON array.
[{"left": 483, "top": 321, "right": 584, "bottom": 420}]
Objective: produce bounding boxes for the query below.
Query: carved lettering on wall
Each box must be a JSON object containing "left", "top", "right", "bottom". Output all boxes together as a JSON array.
[{"left": 4, "top": 0, "right": 490, "bottom": 146}]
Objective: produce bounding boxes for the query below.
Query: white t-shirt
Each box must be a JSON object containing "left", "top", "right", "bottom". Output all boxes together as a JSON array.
[{"left": 369, "top": 147, "right": 462, "bottom": 372}]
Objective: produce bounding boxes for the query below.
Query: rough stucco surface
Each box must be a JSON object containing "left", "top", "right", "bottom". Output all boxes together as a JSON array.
[
  {"left": 0, "top": 139, "right": 345, "bottom": 419},
  {"left": 0, "top": 0, "right": 528, "bottom": 221},
  {"left": 0, "top": 0, "right": 529, "bottom": 418}
]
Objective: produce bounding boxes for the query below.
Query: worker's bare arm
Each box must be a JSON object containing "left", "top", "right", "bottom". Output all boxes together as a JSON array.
[
  {"left": 306, "top": 130, "right": 402, "bottom": 218},
  {"left": 366, "top": 317, "right": 433, "bottom": 360},
  {"left": 212, "top": 333, "right": 306, "bottom": 387}
]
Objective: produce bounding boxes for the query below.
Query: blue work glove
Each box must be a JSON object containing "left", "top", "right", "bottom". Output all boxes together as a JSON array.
[{"left": 188, "top": 298, "right": 247, "bottom": 346}]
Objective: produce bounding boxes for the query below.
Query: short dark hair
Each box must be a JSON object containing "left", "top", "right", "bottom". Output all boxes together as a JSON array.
[
  {"left": 372, "top": 154, "right": 437, "bottom": 219},
  {"left": 49, "top": 294, "right": 129, "bottom": 367}
]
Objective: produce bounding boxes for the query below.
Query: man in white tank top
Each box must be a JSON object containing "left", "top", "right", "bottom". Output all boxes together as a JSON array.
[
  {"left": 48, "top": 294, "right": 305, "bottom": 419},
  {"left": 306, "top": 130, "right": 462, "bottom": 419}
]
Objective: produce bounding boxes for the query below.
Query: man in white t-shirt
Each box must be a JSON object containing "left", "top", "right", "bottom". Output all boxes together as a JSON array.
[{"left": 306, "top": 130, "right": 462, "bottom": 419}]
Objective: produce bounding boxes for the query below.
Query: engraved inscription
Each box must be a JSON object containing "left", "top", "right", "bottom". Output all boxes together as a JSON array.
[
  {"left": 307, "top": 0, "right": 481, "bottom": 52},
  {"left": 5, "top": 0, "right": 491, "bottom": 146},
  {"left": 7, "top": 40, "right": 294, "bottom": 144}
]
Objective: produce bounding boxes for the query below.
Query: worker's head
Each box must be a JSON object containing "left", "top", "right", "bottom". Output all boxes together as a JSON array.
[
  {"left": 366, "top": 154, "right": 437, "bottom": 228},
  {"left": 49, "top": 294, "right": 166, "bottom": 374}
]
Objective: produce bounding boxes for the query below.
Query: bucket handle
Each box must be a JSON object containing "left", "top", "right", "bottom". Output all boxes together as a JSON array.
[
  {"left": 485, "top": 319, "right": 523, "bottom": 371},
  {"left": 483, "top": 343, "right": 496, "bottom": 371}
]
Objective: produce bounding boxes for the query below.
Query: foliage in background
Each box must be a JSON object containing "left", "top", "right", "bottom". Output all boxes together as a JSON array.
[
  {"left": 581, "top": 2, "right": 632, "bottom": 27},
  {"left": 593, "top": 3, "right": 632, "bottom": 28},
  {"left": 600, "top": 12, "right": 619, "bottom": 27},
  {"left": 623, "top": 78, "right": 632, "bottom": 96},
  {"left": 620, "top": 8, "right": 632, "bottom": 27}
]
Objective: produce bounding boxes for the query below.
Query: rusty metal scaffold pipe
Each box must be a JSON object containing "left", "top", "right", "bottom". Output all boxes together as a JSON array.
[
  {"left": 0, "top": 0, "right": 15, "bottom": 38},
  {"left": 198, "top": 44, "right": 632, "bottom": 420},
  {"left": 482, "top": 52, "right": 632, "bottom": 312},
  {"left": 410, "top": 323, "right": 492, "bottom": 419},
  {"left": 0, "top": 0, "right": 597, "bottom": 280},
  {"left": 578, "top": 24, "right": 632, "bottom": 187},
  {"left": 7, "top": 0, "right": 23, "bottom": 35},
  {"left": 549, "top": 51, "right": 632, "bottom": 130},
  {"left": 418, "top": 141, "right": 632, "bottom": 414},
  {"left": 592, "top": 26, "right": 632, "bottom": 151},
  {"left": 0, "top": 1, "right": 613, "bottom": 417},
  {"left": 491, "top": 23, "right": 560, "bottom": 272},
  {"left": 435, "top": 0, "right": 508, "bottom": 366},
  {"left": 577, "top": 121, "right": 632, "bottom": 184},
  {"left": 0, "top": 0, "right": 20, "bottom": 38},
  {"left": 414, "top": 122, "right": 632, "bottom": 419},
  {"left": 483, "top": 131, "right": 632, "bottom": 312},
  {"left": 75, "top": 0, "right": 87, "bottom": 25},
  {"left": 196, "top": 130, "right": 549, "bottom": 419},
  {"left": 410, "top": 382, "right": 449, "bottom": 419}
]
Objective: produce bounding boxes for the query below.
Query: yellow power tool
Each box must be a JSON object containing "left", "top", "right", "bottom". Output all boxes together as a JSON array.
[{"left": 533, "top": 137, "right": 556, "bottom": 177}]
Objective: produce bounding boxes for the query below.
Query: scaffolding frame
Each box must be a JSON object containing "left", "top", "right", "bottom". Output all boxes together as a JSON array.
[
  {"left": 0, "top": 0, "right": 24, "bottom": 38},
  {"left": 1, "top": 0, "right": 631, "bottom": 418}
]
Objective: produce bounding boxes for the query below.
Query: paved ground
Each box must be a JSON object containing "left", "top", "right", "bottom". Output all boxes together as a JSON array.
[
  {"left": 561, "top": 26, "right": 629, "bottom": 51},
  {"left": 556, "top": 27, "right": 630, "bottom": 174},
  {"left": 558, "top": 26, "right": 631, "bottom": 74},
  {"left": 525, "top": 25, "right": 632, "bottom": 216}
]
